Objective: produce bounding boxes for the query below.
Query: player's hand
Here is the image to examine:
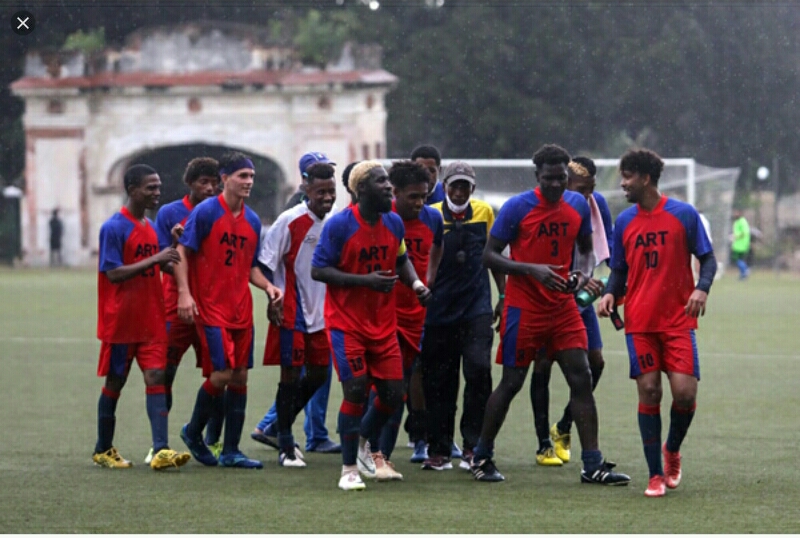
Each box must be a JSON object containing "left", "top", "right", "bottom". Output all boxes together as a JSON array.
[
  {"left": 177, "top": 291, "right": 198, "bottom": 324},
  {"left": 156, "top": 247, "right": 181, "bottom": 268},
  {"left": 583, "top": 276, "right": 605, "bottom": 297},
  {"left": 413, "top": 281, "right": 432, "bottom": 306},
  {"left": 267, "top": 301, "right": 283, "bottom": 325},
  {"left": 493, "top": 296, "right": 504, "bottom": 332},
  {"left": 170, "top": 223, "right": 184, "bottom": 246},
  {"left": 685, "top": 289, "right": 707, "bottom": 318},
  {"left": 568, "top": 270, "right": 590, "bottom": 292},
  {"left": 365, "top": 270, "right": 399, "bottom": 293},
  {"left": 596, "top": 293, "right": 615, "bottom": 317},
  {"left": 266, "top": 285, "right": 283, "bottom": 309},
  {"left": 528, "top": 264, "right": 568, "bottom": 291}
]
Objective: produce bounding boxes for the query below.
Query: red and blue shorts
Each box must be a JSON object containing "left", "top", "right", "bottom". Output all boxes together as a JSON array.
[
  {"left": 625, "top": 330, "right": 700, "bottom": 379},
  {"left": 497, "top": 304, "right": 588, "bottom": 368},
  {"left": 97, "top": 341, "right": 167, "bottom": 378},
  {"left": 328, "top": 329, "right": 403, "bottom": 382},
  {"left": 196, "top": 323, "right": 254, "bottom": 378},
  {"left": 263, "top": 324, "right": 331, "bottom": 368},
  {"left": 166, "top": 318, "right": 201, "bottom": 367}
]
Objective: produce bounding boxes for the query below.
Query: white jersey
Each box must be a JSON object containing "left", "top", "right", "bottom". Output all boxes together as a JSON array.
[{"left": 258, "top": 203, "right": 334, "bottom": 333}]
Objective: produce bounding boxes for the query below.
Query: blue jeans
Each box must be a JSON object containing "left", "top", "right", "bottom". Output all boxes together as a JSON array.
[
  {"left": 256, "top": 361, "right": 333, "bottom": 450},
  {"left": 733, "top": 251, "right": 749, "bottom": 278}
]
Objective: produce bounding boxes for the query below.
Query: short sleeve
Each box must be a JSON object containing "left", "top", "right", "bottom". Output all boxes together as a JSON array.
[{"left": 98, "top": 220, "right": 125, "bottom": 273}]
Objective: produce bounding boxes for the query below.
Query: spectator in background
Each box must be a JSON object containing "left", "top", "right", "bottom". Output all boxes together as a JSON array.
[
  {"left": 730, "top": 210, "right": 751, "bottom": 280},
  {"left": 49, "top": 208, "right": 64, "bottom": 267}
]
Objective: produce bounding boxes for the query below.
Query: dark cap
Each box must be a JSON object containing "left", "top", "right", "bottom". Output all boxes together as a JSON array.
[
  {"left": 299, "top": 152, "right": 335, "bottom": 176},
  {"left": 441, "top": 161, "right": 476, "bottom": 186}
]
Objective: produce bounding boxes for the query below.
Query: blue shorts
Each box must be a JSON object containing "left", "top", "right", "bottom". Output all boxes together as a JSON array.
[{"left": 580, "top": 305, "right": 603, "bottom": 352}]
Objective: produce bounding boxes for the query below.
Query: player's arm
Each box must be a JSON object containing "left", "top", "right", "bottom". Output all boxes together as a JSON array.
[
  {"left": 685, "top": 247, "right": 717, "bottom": 319},
  {"left": 250, "top": 266, "right": 283, "bottom": 308},
  {"left": 426, "top": 242, "right": 443, "bottom": 289},
  {"left": 570, "top": 233, "right": 596, "bottom": 291},
  {"left": 491, "top": 268, "right": 506, "bottom": 326},
  {"left": 174, "top": 244, "right": 198, "bottom": 323},
  {"left": 482, "top": 235, "right": 569, "bottom": 292},
  {"left": 397, "top": 254, "right": 431, "bottom": 306},
  {"left": 105, "top": 247, "right": 179, "bottom": 283},
  {"left": 597, "top": 267, "right": 627, "bottom": 317}
]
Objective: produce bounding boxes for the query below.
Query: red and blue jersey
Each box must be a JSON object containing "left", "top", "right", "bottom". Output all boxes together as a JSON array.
[
  {"left": 491, "top": 187, "right": 592, "bottom": 312},
  {"left": 179, "top": 194, "right": 261, "bottom": 329},
  {"left": 154, "top": 195, "right": 194, "bottom": 321},
  {"left": 258, "top": 203, "right": 332, "bottom": 333},
  {"left": 312, "top": 204, "right": 407, "bottom": 341},
  {"left": 611, "top": 196, "right": 713, "bottom": 333},
  {"left": 393, "top": 202, "right": 443, "bottom": 330},
  {"left": 97, "top": 206, "right": 167, "bottom": 343},
  {"left": 426, "top": 182, "right": 445, "bottom": 205}
]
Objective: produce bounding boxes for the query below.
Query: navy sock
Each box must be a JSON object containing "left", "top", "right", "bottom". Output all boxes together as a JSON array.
[
  {"left": 277, "top": 382, "right": 296, "bottom": 437},
  {"left": 379, "top": 398, "right": 404, "bottom": 459},
  {"left": 530, "top": 369, "right": 552, "bottom": 449},
  {"left": 638, "top": 403, "right": 663, "bottom": 477},
  {"left": 204, "top": 395, "right": 225, "bottom": 445},
  {"left": 222, "top": 385, "right": 247, "bottom": 455},
  {"left": 666, "top": 402, "right": 696, "bottom": 453},
  {"left": 146, "top": 385, "right": 169, "bottom": 452},
  {"left": 360, "top": 394, "right": 395, "bottom": 445},
  {"left": 95, "top": 387, "right": 119, "bottom": 453},
  {"left": 581, "top": 449, "right": 603, "bottom": 471},
  {"left": 187, "top": 379, "right": 220, "bottom": 440},
  {"left": 338, "top": 400, "right": 364, "bottom": 466}
]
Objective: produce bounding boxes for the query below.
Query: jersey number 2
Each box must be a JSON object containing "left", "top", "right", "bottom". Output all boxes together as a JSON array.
[{"left": 224, "top": 249, "right": 234, "bottom": 266}]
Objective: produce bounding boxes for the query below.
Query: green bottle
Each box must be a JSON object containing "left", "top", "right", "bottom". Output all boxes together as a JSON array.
[{"left": 575, "top": 276, "right": 608, "bottom": 307}]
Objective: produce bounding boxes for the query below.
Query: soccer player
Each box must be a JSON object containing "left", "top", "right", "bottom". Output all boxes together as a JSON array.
[
  {"left": 420, "top": 161, "right": 503, "bottom": 471},
  {"left": 93, "top": 164, "right": 191, "bottom": 471},
  {"left": 597, "top": 148, "right": 716, "bottom": 497},
  {"left": 175, "top": 151, "right": 283, "bottom": 469},
  {"left": 475, "top": 144, "right": 629, "bottom": 485},
  {"left": 149, "top": 157, "right": 221, "bottom": 464},
  {"left": 258, "top": 162, "right": 338, "bottom": 467},
  {"left": 412, "top": 145, "right": 444, "bottom": 206},
  {"left": 530, "top": 156, "right": 614, "bottom": 466},
  {"left": 311, "top": 160, "right": 431, "bottom": 491},
  {"left": 366, "top": 160, "right": 444, "bottom": 480},
  {"left": 251, "top": 152, "right": 341, "bottom": 456}
]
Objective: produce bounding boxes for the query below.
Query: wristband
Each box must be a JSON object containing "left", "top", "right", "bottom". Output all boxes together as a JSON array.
[{"left": 412, "top": 279, "right": 424, "bottom": 292}]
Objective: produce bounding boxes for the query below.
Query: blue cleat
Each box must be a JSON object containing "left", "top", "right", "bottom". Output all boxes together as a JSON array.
[
  {"left": 219, "top": 451, "right": 263, "bottom": 469},
  {"left": 180, "top": 424, "right": 218, "bottom": 466},
  {"left": 410, "top": 439, "right": 428, "bottom": 463},
  {"left": 451, "top": 441, "right": 463, "bottom": 460},
  {"left": 307, "top": 439, "right": 341, "bottom": 454}
]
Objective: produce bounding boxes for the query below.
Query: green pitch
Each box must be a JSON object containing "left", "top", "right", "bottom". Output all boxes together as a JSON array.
[{"left": 1, "top": 268, "right": 798, "bottom": 533}]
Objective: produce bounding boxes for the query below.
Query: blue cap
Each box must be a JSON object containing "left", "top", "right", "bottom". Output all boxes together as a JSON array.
[{"left": 299, "top": 152, "right": 335, "bottom": 176}]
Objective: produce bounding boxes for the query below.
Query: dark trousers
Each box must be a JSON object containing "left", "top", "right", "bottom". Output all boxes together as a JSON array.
[{"left": 421, "top": 314, "right": 493, "bottom": 458}]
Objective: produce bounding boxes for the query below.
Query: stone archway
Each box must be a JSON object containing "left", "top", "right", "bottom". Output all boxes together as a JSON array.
[
  {"left": 12, "top": 22, "right": 397, "bottom": 266},
  {"left": 114, "top": 143, "right": 286, "bottom": 224}
]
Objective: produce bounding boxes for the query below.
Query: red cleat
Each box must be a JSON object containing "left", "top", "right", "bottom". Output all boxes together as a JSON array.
[
  {"left": 644, "top": 475, "right": 666, "bottom": 497},
  {"left": 663, "top": 443, "right": 682, "bottom": 489}
]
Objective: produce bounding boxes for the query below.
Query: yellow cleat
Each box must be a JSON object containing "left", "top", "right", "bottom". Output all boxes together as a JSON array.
[
  {"left": 536, "top": 446, "right": 564, "bottom": 466},
  {"left": 150, "top": 448, "right": 192, "bottom": 470},
  {"left": 550, "top": 423, "right": 571, "bottom": 463},
  {"left": 93, "top": 447, "right": 133, "bottom": 469}
]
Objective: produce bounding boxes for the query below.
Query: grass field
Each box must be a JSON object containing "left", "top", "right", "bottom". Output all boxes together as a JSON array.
[{"left": 1, "top": 267, "right": 799, "bottom": 533}]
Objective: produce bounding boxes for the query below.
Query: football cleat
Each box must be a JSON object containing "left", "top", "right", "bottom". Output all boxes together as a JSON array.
[
  {"left": 357, "top": 441, "right": 377, "bottom": 478},
  {"left": 279, "top": 448, "right": 307, "bottom": 468},
  {"left": 580, "top": 460, "right": 631, "bottom": 486},
  {"left": 143, "top": 447, "right": 154, "bottom": 465},
  {"left": 663, "top": 444, "right": 682, "bottom": 489},
  {"left": 470, "top": 457, "right": 504, "bottom": 482},
  {"left": 410, "top": 439, "right": 428, "bottom": 463},
  {"left": 371, "top": 451, "right": 395, "bottom": 481},
  {"left": 644, "top": 475, "right": 666, "bottom": 497},
  {"left": 550, "top": 423, "right": 571, "bottom": 463},
  {"left": 92, "top": 447, "right": 133, "bottom": 469},
  {"left": 421, "top": 455, "right": 453, "bottom": 471},
  {"left": 459, "top": 449, "right": 474, "bottom": 471},
  {"left": 180, "top": 424, "right": 218, "bottom": 466},
  {"left": 536, "top": 446, "right": 564, "bottom": 466},
  {"left": 218, "top": 451, "right": 263, "bottom": 469},
  {"left": 209, "top": 442, "right": 223, "bottom": 460},
  {"left": 339, "top": 469, "right": 366, "bottom": 491},
  {"left": 451, "top": 441, "right": 463, "bottom": 460},
  {"left": 150, "top": 448, "right": 191, "bottom": 470}
]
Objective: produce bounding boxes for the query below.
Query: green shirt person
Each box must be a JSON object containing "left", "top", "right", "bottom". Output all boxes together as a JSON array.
[{"left": 730, "top": 210, "right": 751, "bottom": 279}]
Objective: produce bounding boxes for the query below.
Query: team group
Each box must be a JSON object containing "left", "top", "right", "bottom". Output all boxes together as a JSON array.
[{"left": 92, "top": 142, "right": 716, "bottom": 497}]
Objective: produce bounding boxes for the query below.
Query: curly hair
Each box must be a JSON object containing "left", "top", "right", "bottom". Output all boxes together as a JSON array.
[
  {"left": 619, "top": 148, "right": 664, "bottom": 183},
  {"left": 532, "top": 144, "right": 571, "bottom": 169},
  {"left": 410, "top": 145, "right": 441, "bottom": 166},
  {"left": 183, "top": 157, "right": 219, "bottom": 185},
  {"left": 389, "top": 160, "right": 430, "bottom": 190}
]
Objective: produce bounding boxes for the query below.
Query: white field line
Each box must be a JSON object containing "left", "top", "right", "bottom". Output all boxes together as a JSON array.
[{"left": 604, "top": 349, "right": 798, "bottom": 360}]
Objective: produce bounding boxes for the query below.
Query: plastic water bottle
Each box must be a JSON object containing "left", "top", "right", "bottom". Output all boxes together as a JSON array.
[{"left": 575, "top": 276, "right": 608, "bottom": 307}]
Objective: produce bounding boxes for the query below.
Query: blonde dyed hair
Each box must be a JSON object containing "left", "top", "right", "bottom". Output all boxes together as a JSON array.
[
  {"left": 348, "top": 160, "right": 385, "bottom": 194},
  {"left": 568, "top": 161, "right": 591, "bottom": 178}
]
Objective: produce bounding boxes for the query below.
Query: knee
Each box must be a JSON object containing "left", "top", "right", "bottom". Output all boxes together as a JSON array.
[
  {"left": 143, "top": 369, "right": 166, "bottom": 387},
  {"left": 230, "top": 368, "right": 248, "bottom": 386},
  {"left": 639, "top": 383, "right": 663, "bottom": 405},
  {"left": 500, "top": 370, "right": 526, "bottom": 396},
  {"left": 104, "top": 375, "right": 126, "bottom": 393},
  {"left": 342, "top": 378, "right": 368, "bottom": 405},
  {"left": 588, "top": 351, "right": 605, "bottom": 371}
]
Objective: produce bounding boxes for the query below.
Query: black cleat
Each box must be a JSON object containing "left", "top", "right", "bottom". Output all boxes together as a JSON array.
[
  {"left": 470, "top": 457, "right": 505, "bottom": 482},
  {"left": 580, "top": 460, "right": 631, "bottom": 486}
]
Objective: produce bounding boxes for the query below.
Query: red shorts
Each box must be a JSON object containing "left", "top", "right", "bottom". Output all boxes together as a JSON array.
[
  {"left": 263, "top": 324, "right": 331, "bottom": 368},
  {"left": 497, "top": 304, "right": 588, "bottom": 367},
  {"left": 196, "top": 324, "right": 254, "bottom": 378},
  {"left": 97, "top": 341, "right": 167, "bottom": 378},
  {"left": 396, "top": 325, "right": 423, "bottom": 371},
  {"left": 328, "top": 329, "right": 403, "bottom": 382},
  {"left": 166, "top": 319, "right": 201, "bottom": 367},
  {"left": 626, "top": 330, "right": 700, "bottom": 379}
]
